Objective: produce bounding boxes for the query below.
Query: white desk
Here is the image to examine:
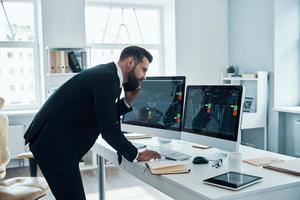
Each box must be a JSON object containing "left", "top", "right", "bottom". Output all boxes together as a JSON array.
[{"left": 92, "top": 137, "right": 300, "bottom": 200}]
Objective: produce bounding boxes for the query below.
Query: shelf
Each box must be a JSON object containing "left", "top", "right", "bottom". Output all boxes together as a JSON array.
[
  {"left": 221, "top": 71, "right": 268, "bottom": 150},
  {"left": 45, "top": 46, "right": 89, "bottom": 51},
  {"left": 274, "top": 106, "right": 300, "bottom": 114},
  {"left": 46, "top": 73, "right": 77, "bottom": 77},
  {"left": 221, "top": 77, "right": 258, "bottom": 81},
  {"left": 3, "top": 109, "right": 38, "bottom": 117},
  {"left": 44, "top": 46, "right": 91, "bottom": 100}
]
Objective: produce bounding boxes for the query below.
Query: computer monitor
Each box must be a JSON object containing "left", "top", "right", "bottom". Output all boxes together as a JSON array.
[
  {"left": 181, "top": 85, "right": 244, "bottom": 152},
  {"left": 121, "top": 76, "right": 186, "bottom": 139}
]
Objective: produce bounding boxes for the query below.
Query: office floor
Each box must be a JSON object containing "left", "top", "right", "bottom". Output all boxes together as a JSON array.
[{"left": 5, "top": 165, "right": 172, "bottom": 200}]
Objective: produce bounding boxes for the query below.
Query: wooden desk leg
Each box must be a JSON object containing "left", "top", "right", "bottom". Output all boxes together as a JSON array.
[{"left": 98, "top": 155, "right": 106, "bottom": 200}]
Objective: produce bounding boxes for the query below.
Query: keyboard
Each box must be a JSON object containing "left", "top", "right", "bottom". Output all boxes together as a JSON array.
[
  {"left": 153, "top": 146, "right": 191, "bottom": 161},
  {"left": 132, "top": 142, "right": 147, "bottom": 149}
]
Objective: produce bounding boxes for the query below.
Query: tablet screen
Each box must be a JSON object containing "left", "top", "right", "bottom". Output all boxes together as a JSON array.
[{"left": 204, "top": 172, "right": 262, "bottom": 190}]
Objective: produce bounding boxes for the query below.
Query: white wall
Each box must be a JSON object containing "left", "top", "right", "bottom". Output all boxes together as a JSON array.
[
  {"left": 274, "top": 0, "right": 300, "bottom": 154},
  {"left": 41, "top": 0, "right": 86, "bottom": 47},
  {"left": 274, "top": 0, "right": 300, "bottom": 108},
  {"left": 228, "top": 0, "right": 275, "bottom": 150},
  {"left": 175, "top": 0, "right": 229, "bottom": 85},
  {"left": 229, "top": 0, "right": 300, "bottom": 153}
]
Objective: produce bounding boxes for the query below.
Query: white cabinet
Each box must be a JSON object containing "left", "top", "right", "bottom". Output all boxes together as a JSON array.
[
  {"left": 221, "top": 71, "right": 268, "bottom": 149},
  {"left": 284, "top": 115, "right": 300, "bottom": 157}
]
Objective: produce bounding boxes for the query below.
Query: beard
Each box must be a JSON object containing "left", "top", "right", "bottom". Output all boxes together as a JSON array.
[{"left": 123, "top": 66, "right": 140, "bottom": 92}]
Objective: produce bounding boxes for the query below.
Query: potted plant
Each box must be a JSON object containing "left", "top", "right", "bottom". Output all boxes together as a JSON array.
[{"left": 227, "top": 66, "right": 235, "bottom": 77}]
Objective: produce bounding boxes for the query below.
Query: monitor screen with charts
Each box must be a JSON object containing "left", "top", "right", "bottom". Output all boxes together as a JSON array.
[
  {"left": 182, "top": 85, "right": 244, "bottom": 151},
  {"left": 122, "top": 76, "right": 186, "bottom": 132}
]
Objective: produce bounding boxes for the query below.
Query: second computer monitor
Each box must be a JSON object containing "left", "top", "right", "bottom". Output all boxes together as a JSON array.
[
  {"left": 122, "top": 76, "right": 186, "bottom": 139},
  {"left": 181, "top": 85, "right": 244, "bottom": 152}
]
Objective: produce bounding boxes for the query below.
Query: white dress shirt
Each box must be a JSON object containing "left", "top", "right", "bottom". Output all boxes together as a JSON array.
[{"left": 114, "top": 62, "right": 131, "bottom": 108}]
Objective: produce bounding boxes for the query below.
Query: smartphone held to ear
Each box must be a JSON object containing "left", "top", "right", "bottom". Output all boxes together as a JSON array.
[{"left": 123, "top": 82, "right": 139, "bottom": 92}]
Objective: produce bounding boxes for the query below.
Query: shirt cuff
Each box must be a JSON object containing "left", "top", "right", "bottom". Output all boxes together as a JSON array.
[
  {"left": 124, "top": 98, "right": 132, "bottom": 108},
  {"left": 134, "top": 152, "right": 139, "bottom": 162}
]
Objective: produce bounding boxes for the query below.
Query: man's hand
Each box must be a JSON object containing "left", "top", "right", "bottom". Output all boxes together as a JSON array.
[
  {"left": 125, "top": 88, "right": 140, "bottom": 105},
  {"left": 137, "top": 150, "right": 161, "bottom": 161}
]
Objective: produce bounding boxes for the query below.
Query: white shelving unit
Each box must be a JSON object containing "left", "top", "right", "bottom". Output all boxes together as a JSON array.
[
  {"left": 220, "top": 71, "right": 268, "bottom": 149},
  {"left": 44, "top": 46, "right": 91, "bottom": 98},
  {"left": 44, "top": 46, "right": 96, "bottom": 170}
]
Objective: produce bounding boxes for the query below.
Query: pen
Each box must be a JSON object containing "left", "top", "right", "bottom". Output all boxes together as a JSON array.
[
  {"left": 165, "top": 157, "right": 177, "bottom": 161},
  {"left": 192, "top": 145, "right": 211, "bottom": 149}
]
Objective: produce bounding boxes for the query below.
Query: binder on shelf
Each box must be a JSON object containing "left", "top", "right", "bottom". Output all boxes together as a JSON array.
[
  {"left": 60, "top": 50, "right": 65, "bottom": 73},
  {"left": 50, "top": 51, "right": 56, "bottom": 73},
  {"left": 81, "top": 51, "right": 87, "bottom": 70},
  {"left": 68, "top": 51, "right": 82, "bottom": 72},
  {"left": 54, "top": 51, "right": 61, "bottom": 73},
  {"left": 64, "top": 51, "right": 71, "bottom": 73},
  {"left": 76, "top": 51, "right": 82, "bottom": 70}
]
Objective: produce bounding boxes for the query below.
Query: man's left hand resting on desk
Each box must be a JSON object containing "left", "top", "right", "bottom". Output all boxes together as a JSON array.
[{"left": 137, "top": 150, "right": 161, "bottom": 161}]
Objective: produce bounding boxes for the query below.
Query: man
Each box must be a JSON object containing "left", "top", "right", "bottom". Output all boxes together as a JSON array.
[{"left": 24, "top": 46, "right": 161, "bottom": 200}]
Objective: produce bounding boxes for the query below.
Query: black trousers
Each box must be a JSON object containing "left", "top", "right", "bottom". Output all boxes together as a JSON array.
[{"left": 32, "top": 151, "right": 86, "bottom": 200}]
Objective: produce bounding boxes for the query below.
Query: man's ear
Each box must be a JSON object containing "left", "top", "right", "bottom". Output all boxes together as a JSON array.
[
  {"left": 126, "top": 57, "right": 135, "bottom": 70},
  {"left": 125, "top": 58, "right": 131, "bottom": 69}
]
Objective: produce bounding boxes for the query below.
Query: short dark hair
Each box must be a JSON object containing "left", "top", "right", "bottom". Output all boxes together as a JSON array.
[{"left": 119, "top": 46, "right": 153, "bottom": 63}]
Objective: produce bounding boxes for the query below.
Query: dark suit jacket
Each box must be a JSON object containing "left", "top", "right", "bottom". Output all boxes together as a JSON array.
[{"left": 24, "top": 62, "right": 137, "bottom": 170}]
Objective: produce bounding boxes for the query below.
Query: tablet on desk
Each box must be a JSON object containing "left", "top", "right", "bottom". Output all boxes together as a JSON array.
[{"left": 203, "top": 172, "right": 262, "bottom": 191}]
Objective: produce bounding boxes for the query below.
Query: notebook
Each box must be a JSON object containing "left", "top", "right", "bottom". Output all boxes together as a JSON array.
[
  {"left": 124, "top": 132, "right": 152, "bottom": 140},
  {"left": 243, "top": 157, "right": 284, "bottom": 166},
  {"left": 263, "top": 159, "right": 300, "bottom": 176},
  {"left": 145, "top": 160, "right": 190, "bottom": 175}
]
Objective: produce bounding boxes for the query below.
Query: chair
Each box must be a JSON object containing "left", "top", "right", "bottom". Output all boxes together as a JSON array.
[{"left": 0, "top": 97, "right": 49, "bottom": 200}]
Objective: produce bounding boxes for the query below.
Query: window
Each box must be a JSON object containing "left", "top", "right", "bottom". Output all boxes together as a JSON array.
[
  {"left": 0, "top": 0, "right": 40, "bottom": 110},
  {"left": 85, "top": 3, "right": 163, "bottom": 76}
]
